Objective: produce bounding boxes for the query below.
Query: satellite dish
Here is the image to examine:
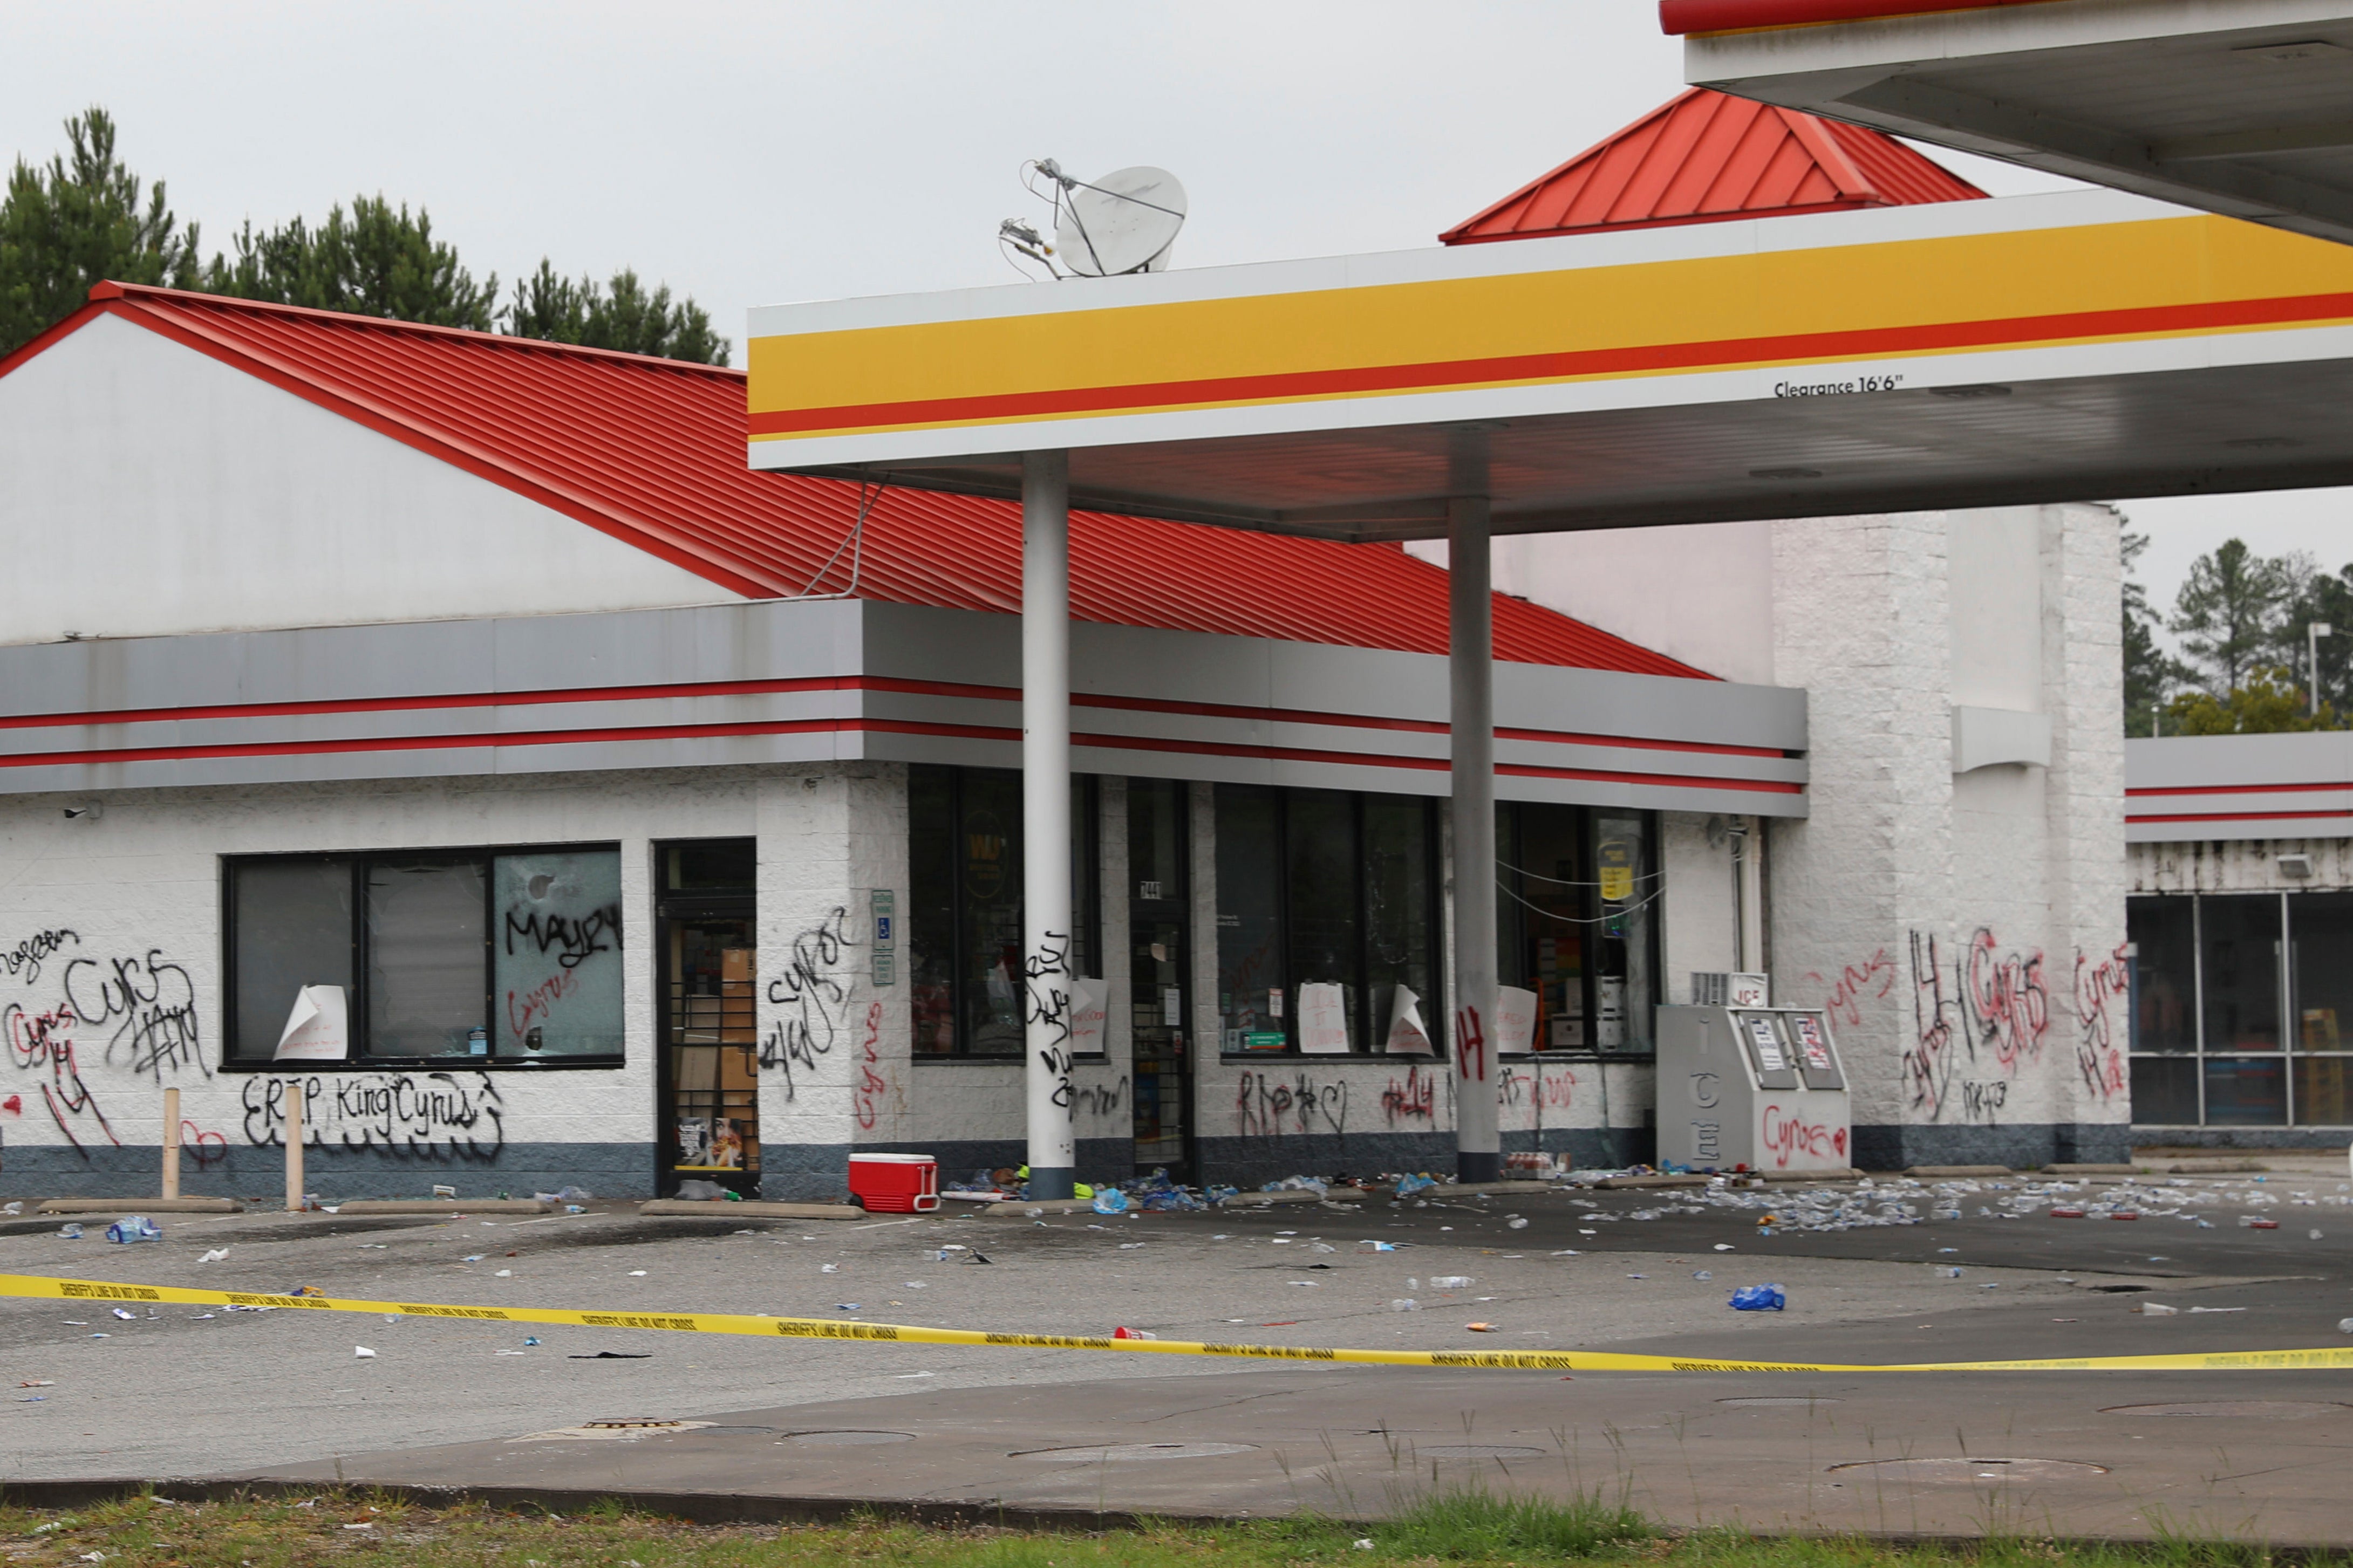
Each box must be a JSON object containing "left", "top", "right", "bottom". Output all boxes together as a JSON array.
[{"left": 1055, "top": 166, "right": 1187, "bottom": 276}]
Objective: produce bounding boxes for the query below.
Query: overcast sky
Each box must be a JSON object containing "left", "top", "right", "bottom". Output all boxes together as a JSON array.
[{"left": 5, "top": 1, "right": 2345, "bottom": 621}]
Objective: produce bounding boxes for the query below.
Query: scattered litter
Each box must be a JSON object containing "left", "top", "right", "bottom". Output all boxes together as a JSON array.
[
  {"left": 56, "top": 1224, "right": 82, "bottom": 1240},
  {"left": 1711, "top": 1243, "right": 1733, "bottom": 1251},
  {"left": 2337, "top": 1317, "right": 2353, "bottom": 1334},
  {"left": 1361, "top": 1241, "right": 1397, "bottom": 1251},
  {"left": 87, "top": 1333, "right": 106, "bottom": 1339},
  {"left": 1729, "top": 1284, "right": 1786, "bottom": 1311},
  {"left": 19, "top": 1381, "right": 51, "bottom": 1388},
  {"left": 1389, "top": 1299, "right": 1420, "bottom": 1312},
  {"left": 568, "top": 1352, "right": 651, "bottom": 1359},
  {"left": 2110, "top": 1211, "right": 2139, "bottom": 1222},
  {"left": 897, "top": 1372, "right": 935, "bottom": 1379},
  {"left": 1430, "top": 1275, "right": 1473, "bottom": 1289},
  {"left": 1, "top": 1202, "right": 17, "bottom": 1216},
  {"left": 2134, "top": 1303, "right": 2179, "bottom": 1316},
  {"left": 62, "top": 1320, "right": 85, "bottom": 1325},
  {"left": 522, "top": 1336, "right": 542, "bottom": 1346},
  {"left": 433, "top": 1184, "right": 458, "bottom": 1198},
  {"left": 902, "top": 1282, "right": 926, "bottom": 1289},
  {"left": 1118, "top": 1242, "right": 1145, "bottom": 1250},
  {"left": 1111, "top": 1326, "right": 1155, "bottom": 1339},
  {"left": 354, "top": 1347, "right": 376, "bottom": 1358},
  {"left": 18, "top": 1395, "right": 44, "bottom": 1403},
  {"left": 2313, "top": 1229, "right": 2326, "bottom": 1241},
  {"left": 1551, "top": 1249, "right": 1581, "bottom": 1257},
  {"left": 461, "top": 1255, "right": 486, "bottom": 1263},
  {"left": 1692, "top": 1270, "right": 1713, "bottom": 1281},
  {"left": 1092, "top": 1189, "right": 1130, "bottom": 1215},
  {"left": 343, "top": 1524, "right": 374, "bottom": 1531},
  {"left": 821, "top": 1264, "right": 839, "bottom": 1273},
  {"left": 2187, "top": 1305, "right": 2246, "bottom": 1314},
  {"left": 1937, "top": 1266, "right": 1963, "bottom": 1278},
  {"left": 494, "top": 1269, "right": 513, "bottom": 1278},
  {"left": 1626, "top": 1273, "right": 1646, "bottom": 1279},
  {"left": 835, "top": 1304, "right": 861, "bottom": 1312},
  {"left": 1464, "top": 1321, "right": 1497, "bottom": 1332},
  {"left": 2247, "top": 1218, "right": 2281, "bottom": 1230},
  {"left": 628, "top": 1270, "right": 648, "bottom": 1277},
  {"left": 1506, "top": 1217, "right": 1529, "bottom": 1230},
  {"left": 1354, "top": 1539, "right": 1376, "bottom": 1551},
  {"left": 2049, "top": 1208, "right": 2086, "bottom": 1219}
]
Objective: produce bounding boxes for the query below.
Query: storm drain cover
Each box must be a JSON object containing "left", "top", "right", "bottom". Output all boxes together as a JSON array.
[
  {"left": 517, "top": 1419, "right": 716, "bottom": 1442},
  {"left": 2103, "top": 1401, "right": 2349, "bottom": 1420},
  {"left": 1018, "top": 1442, "right": 1257, "bottom": 1462},
  {"left": 785, "top": 1430, "right": 916, "bottom": 1446},
  {"left": 1828, "top": 1457, "right": 2109, "bottom": 1483},
  {"left": 1420, "top": 1444, "right": 1550, "bottom": 1460},
  {"left": 1718, "top": 1397, "right": 1843, "bottom": 1407}
]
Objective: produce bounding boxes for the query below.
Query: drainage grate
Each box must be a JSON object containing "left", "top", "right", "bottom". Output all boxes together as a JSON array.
[
  {"left": 517, "top": 1419, "right": 717, "bottom": 1442},
  {"left": 2102, "top": 1401, "right": 2349, "bottom": 1420},
  {"left": 1827, "top": 1457, "right": 2109, "bottom": 1483},
  {"left": 1017, "top": 1442, "right": 1257, "bottom": 1462},
  {"left": 1718, "top": 1396, "right": 1843, "bottom": 1407},
  {"left": 584, "top": 1419, "right": 690, "bottom": 1429},
  {"left": 1420, "top": 1444, "right": 1550, "bottom": 1460},
  {"left": 785, "top": 1430, "right": 916, "bottom": 1447}
]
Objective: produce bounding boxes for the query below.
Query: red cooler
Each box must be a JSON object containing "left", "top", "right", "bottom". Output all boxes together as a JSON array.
[{"left": 848, "top": 1152, "right": 939, "bottom": 1213}]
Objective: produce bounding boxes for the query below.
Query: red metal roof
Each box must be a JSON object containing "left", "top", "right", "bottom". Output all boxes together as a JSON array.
[
  {"left": 0, "top": 283, "right": 1713, "bottom": 679},
  {"left": 1660, "top": 0, "right": 2067, "bottom": 35},
  {"left": 1440, "top": 88, "right": 1984, "bottom": 244}
]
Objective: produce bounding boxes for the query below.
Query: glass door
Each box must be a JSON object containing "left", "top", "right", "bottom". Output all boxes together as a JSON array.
[
  {"left": 1128, "top": 779, "right": 1192, "bottom": 1181},
  {"left": 655, "top": 840, "right": 759, "bottom": 1195}
]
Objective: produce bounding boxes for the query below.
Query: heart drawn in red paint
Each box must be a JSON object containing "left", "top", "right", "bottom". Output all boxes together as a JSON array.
[{"left": 1832, "top": 1127, "right": 1847, "bottom": 1156}]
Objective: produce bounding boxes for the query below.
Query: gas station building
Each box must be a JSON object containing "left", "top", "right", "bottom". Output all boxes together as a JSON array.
[{"left": 18, "top": 57, "right": 2353, "bottom": 1193}]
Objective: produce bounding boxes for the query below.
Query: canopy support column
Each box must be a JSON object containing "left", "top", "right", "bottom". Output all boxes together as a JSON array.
[
  {"left": 1449, "top": 433, "right": 1501, "bottom": 1184},
  {"left": 1022, "top": 449, "right": 1078, "bottom": 1201}
]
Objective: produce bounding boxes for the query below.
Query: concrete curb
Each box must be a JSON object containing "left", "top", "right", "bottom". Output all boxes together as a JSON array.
[
  {"left": 2044, "top": 1163, "right": 2144, "bottom": 1176},
  {"left": 336, "top": 1200, "right": 553, "bottom": 1216},
  {"left": 637, "top": 1200, "right": 864, "bottom": 1220},
  {"left": 1901, "top": 1165, "right": 2014, "bottom": 1178},
  {"left": 35, "top": 1213, "right": 243, "bottom": 1222}
]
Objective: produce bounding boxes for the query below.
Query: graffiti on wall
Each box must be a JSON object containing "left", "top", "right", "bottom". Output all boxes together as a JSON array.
[
  {"left": 1803, "top": 948, "right": 1896, "bottom": 1030},
  {"left": 1381, "top": 1063, "right": 1437, "bottom": 1125},
  {"left": 1235, "top": 1070, "right": 1348, "bottom": 1139},
  {"left": 1072, "top": 1075, "right": 1129, "bottom": 1120},
  {"left": 1, "top": 929, "right": 207, "bottom": 1159},
  {"left": 3, "top": 1001, "right": 114, "bottom": 1155},
  {"left": 1759, "top": 1100, "right": 1847, "bottom": 1168},
  {"left": 243, "top": 1072, "right": 504, "bottom": 1161},
  {"left": 760, "top": 907, "right": 856, "bottom": 1101},
  {"left": 852, "top": 1001, "right": 888, "bottom": 1131},
  {"left": 2072, "top": 941, "right": 2131, "bottom": 1101},
  {"left": 64, "top": 950, "right": 203, "bottom": 1081},
  {"left": 1906, "top": 928, "right": 2049, "bottom": 1124}
]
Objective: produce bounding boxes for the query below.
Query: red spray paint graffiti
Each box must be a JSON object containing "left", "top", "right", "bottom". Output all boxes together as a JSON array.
[
  {"left": 1805, "top": 948, "right": 1896, "bottom": 1029},
  {"left": 2073, "top": 941, "right": 2131, "bottom": 1100},
  {"left": 853, "top": 1001, "right": 886, "bottom": 1131},
  {"left": 1759, "top": 1102, "right": 1847, "bottom": 1168}
]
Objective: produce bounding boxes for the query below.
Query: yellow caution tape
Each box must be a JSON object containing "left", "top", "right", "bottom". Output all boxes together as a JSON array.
[{"left": 4, "top": 1273, "right": 2347, "bottom": 1373}]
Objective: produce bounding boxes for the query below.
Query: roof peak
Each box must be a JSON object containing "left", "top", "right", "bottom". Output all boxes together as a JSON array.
[
  {"left": 1441, "top": 87, "right": 1986, "bottom": 245},
  {"left": 82, "top": 280, "right": 746, "bottom": 380}
]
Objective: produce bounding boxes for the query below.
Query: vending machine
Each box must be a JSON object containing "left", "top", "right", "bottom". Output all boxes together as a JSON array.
[{"left": 1654, "top": 1003, "right": 1851, "bottom": 1174}]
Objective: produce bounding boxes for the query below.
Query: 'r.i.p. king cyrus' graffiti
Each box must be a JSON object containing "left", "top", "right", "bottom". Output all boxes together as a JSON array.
[{"left": 243, "top": 1072, "right": 504, "bottom": 1162}]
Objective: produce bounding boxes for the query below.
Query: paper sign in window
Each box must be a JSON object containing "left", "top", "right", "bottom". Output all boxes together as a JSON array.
[
  {"left": 274, "top": 985, "right": 349, "bottom": 1062},
  {"left": 1384, "top": 985, "right": 1433, "bottom": 1054},
  {"left": 1494, "top": 986, "right": 1539, "bottom": 1055},
  {"left": 1298, "top": 983, "right": 1350, "bottom": 1053}
]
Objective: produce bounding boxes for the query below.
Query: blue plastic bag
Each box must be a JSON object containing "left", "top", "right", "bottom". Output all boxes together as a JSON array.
[
  {"left": 1091, "top": 1188, "right": 1130, "bottom": 1215},
  {"left": 1728, "top": 1284, "right": 1786, "bottom": 1311},
  {"left": 1395, "top": 1173, "right": 1439, "bottom": 1197}
]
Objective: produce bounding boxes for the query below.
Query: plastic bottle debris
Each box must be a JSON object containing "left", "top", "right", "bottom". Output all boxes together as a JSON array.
[
  {"left": 1111, "top": 1326, "right": 1156, "bottom": 1339},
  {"left": 2049, "top": 1208, "right": 2086, "bottom": 1219},
  {"left": 494, "top": 1269, "right": 513, "bottom": 1278},
  {"left": 105, "top": 1216, "right": 160, "bottom": 1244},
  {"left": 1712, "top": 1243, "right": 1734, "bottom": 1251},
  {"left": 1430, "top": 1275, "right": 1474, "bottom": 1289},
  {"left": 2135, "top": 1302, "right": 2179, "bottom": 1316},
  {"left": 1092, "top": 1189, "right": 1130, "bottom": 1215},
  {"left": 56, "top": 1224, "right": 82, "bottom": 1240},
  {"left": 629, "top": 1269, "right": 648, "bottom": 1277},
  {"left": 821, "top": 1263, "right": 839, "bottom": 1273},
  {"left": 1692, "top": 1270, "right": 1713, "bottom": 1281},
  {"left": 1394, "top": 1174, "right": 1438, "bottom": 1197},
  {"left": 2312, "top": 1229, "right": 2325, "bottom": 1241},
  {"left": 354, "top": 1347, "right": 377, "bottom": 1358},
  {"left": 197, "top": 1249, "right": 229, "bottom": 1264},
  {"left": 1389, "top": 1299, "right": 1421, "bottom": 1312},
  {"left": 1506, "top": 1217, "right": 1529, "bottom": 1229},
  {"left": 1938, "top": 1266, "right": 1963, "bottom": 1278},
  {"left": 2248, "top": 1218, "right": 2281, "bottom": 1230},
  {"left": 1729, "top": 1284, "right": 1786, "bottom": 1311},
  {"left": 1361, "top": 1241, "right": 1397, "bottom": 1251},
  {"left": 1, "top": 1202, "right": 19, "bottom": 1216},
  {"left": 522, "top": 1337, "right": 541, "bottom": 1346},
  {"left": 108, "top": 1309, "right": 134, "bottom": 1320},
  {"left": 433, "top": 1184, "right": 458, "bottom": 1198}
]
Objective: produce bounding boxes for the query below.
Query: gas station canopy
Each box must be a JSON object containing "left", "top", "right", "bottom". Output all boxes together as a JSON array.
[
  {"left": 1668, "top": 1, "right": 2353, "bottom": 248},
  {"left": 748, "top": 188, "right": 2353, "bottom": 539}
]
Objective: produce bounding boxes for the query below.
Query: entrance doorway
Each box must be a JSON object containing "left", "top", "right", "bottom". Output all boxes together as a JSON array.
[
  {"left": 656, "top": 839, "right": 759, "bottom": 1195},
  {"left": 1128, "top": 779, "right": 1192, "bottom": 1181}
]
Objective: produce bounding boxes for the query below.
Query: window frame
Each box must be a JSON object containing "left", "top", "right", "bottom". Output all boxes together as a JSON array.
[
  {"left": 1214, "top": 784, "right": 1448, "bottom": 1059},
  {"left": 905, "top": 765, "right": 1103, "bottom": 1060},
  {"left": 220, "top": 840, "right": 627, "bottom": 1072},
  {"left": 2126, "top": 887, "right": 2353, "bottom": 1127}
]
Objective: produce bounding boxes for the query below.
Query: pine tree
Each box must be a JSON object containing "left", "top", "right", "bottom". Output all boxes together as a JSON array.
[
  {"left": 204, "top": 196, "right": 499, "bottom": 330},
  {"left": 0, "top": 108, "right": 201, "bottom": 356},
  {"left": 2121, "top": 530, "right": 2189, "bottom": 735},
  {"left": 2171, "top": 538, "right": 2298, "bottom": 694},
  {"left": 503, "top": 259, "right": 728, "bottom": 364}
]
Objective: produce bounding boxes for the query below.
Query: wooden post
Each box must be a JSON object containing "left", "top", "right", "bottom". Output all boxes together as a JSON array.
[
  {"left": 161, "top": 1087, "right": 181, "bottom": 1200},
  {"left": 284, "top": 1079, "right": 304, "bottom": 1212}
]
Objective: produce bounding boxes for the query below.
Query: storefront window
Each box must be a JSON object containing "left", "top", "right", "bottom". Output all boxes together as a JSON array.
[
  {"left": 2127, "top": 888, "right": 2353, "bottom": 1127},
  {"left": 224, "top": 844, "right": 623, "bottom": 1066},
  {"left": 1497, "top": 803, "right": 1660, "bottom": 1055},
  {"left": 905, "top": 765, "right": 1099, "bottom": 1056},
  {"left": 1215, "top": 785, "right": 1441, "bottom": 1054}
]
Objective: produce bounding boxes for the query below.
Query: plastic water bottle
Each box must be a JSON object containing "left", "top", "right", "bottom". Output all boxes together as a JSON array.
[{"left": 1728, "top": 1284, "right": 1786, "bottom": 1311}]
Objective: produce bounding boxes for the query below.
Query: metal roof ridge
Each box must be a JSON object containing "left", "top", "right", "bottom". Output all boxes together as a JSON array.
[{"left": 86, "top": 280, "right": 746, "bottom": 381}]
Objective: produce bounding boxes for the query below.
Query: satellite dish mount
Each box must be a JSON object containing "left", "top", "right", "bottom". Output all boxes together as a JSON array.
[{"left": 1000, "top": 161, "right": 1188, "bottom": 280}]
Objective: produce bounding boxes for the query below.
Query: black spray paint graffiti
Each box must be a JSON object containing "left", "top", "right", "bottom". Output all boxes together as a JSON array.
[
  {"left": 1023, "top": 929, "right": 1075, "bottom": 1111},
  {"left": 1071, "top": 1076, "right": 1129, "bottom": 1119},
  {"left": 243, "top": 1072, "right": 505, "bottom": 1162},
  {"left": 504, "top": 903, "right": 623, "bottom": 970},
  {"left": 1235, "top": 1070, "right": 1348, "bottom": 1139},
  {"left": 760, "top": 908, "right": 856, "bottom": 1101},
  {"left": 63, "top": 950, "right": 203, "bottom": 1081},
  {"left": 3, "top": 928, "right": 77, "bottom": 987},
  {"left": 1907, "top": 927, "right": 2049, "bottom": 1124}
]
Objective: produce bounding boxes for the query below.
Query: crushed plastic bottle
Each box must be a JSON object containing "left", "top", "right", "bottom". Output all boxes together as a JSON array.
[
  {"left": 105, "top": 1216, "right": 161, "bottom": 1244},
  {"left": 1728, "top": 1284, "right": 1786, "bottom": 1311},
  {"left": 1429, "top": 1275, "right": 1474, "bottom": 1289},
  {"left": 2136, "top": 1302, "right": 2179, "bottom": 1316},
  {"left": 56, "top": 1223, "right": 82, "bottom": 1240},
  {"left": 1388, "top": 1299, "right": 1421, "bottom": 1312}
]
